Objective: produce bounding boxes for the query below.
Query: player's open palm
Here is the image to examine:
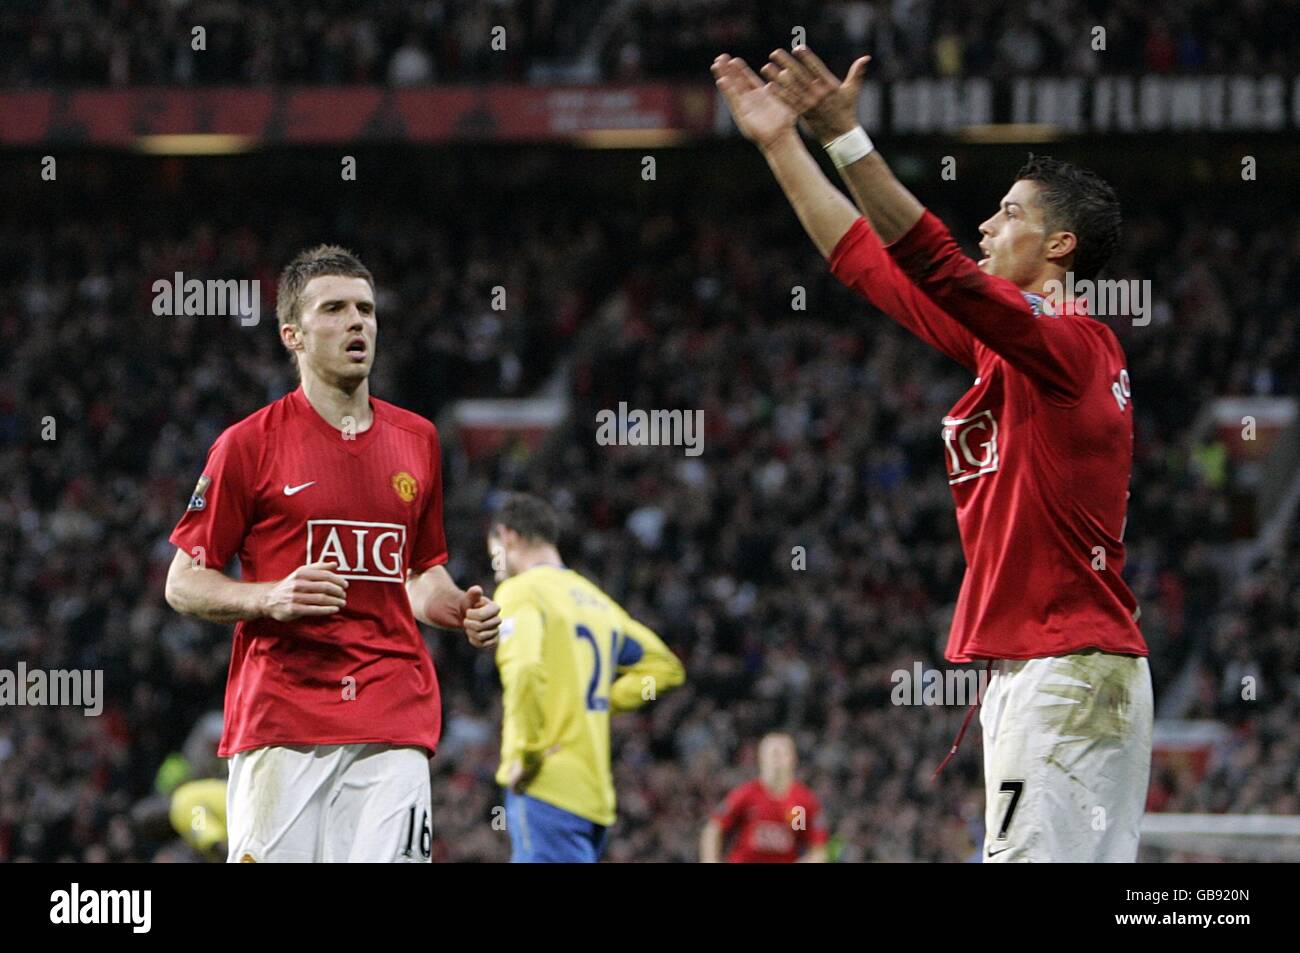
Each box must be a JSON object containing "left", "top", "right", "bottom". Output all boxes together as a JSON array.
[
  {"left": 460, "top": 585, "right": 501, "bottom": 649},
  {"left": 262, "top": 561, "right": 349, "bottom": 621},
  {"left": 761, "top": 47, "right": 871, "bottom": 144},
  {"left": 711, "top": 54, "right": 796, "bottom": 148}
]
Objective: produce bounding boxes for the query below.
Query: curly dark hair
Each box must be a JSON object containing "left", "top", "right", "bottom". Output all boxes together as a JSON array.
[{"left": 1015, "top": 154, "right": 1122, "bottom": 282}]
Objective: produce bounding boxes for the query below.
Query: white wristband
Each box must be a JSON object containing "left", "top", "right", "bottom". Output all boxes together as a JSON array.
[{"left": 823, "top": 126, "right": 875, "bottom": 169}]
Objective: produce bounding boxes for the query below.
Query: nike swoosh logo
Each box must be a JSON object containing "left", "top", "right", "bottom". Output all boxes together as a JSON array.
[
  {"left": 283, "top": 482, "right": 316, "bottom": 496},
  {"left": 986, "top": 845, "right": 1012, "bottom": 858}
]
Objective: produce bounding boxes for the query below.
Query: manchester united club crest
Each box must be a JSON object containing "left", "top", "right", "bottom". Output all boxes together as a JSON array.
[{"left": 391, "top": 471, "right": 419, "bottom": 503}]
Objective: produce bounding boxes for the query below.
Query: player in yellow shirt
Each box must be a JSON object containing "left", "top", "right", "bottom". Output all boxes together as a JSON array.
[{"left": 488, "top": 493, "right": 685, "bottom": 862}]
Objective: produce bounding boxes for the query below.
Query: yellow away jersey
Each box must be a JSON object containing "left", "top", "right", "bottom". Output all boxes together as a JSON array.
[{"left": 493, "top": 565, "right": 684, "bottom": 827}]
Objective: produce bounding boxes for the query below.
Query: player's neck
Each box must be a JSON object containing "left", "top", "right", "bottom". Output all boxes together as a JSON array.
[
  {"left": 299, "top": 373, "right": 373, "bottom": 432},
  {"left": 1021, "top": 265, "right": 1067, "bottom": 301},
  {"left": 761, "top": 776, "right": 792, "bottom": 797},
  {"left": 515, "top": 546, "right": 565, "bottom": 573}
]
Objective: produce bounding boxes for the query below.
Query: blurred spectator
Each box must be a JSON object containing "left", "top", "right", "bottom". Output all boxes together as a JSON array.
[
  {"left": 2, "top": 0, "right": 1296, "bottom": 87},
  {"left": 389, "top": 31, "right": 434, "bottom": 86}
]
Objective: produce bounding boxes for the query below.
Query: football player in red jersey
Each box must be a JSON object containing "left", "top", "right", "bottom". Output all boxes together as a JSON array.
[
  {"left": 164, "top": 245, "right": 501, "bottom": 862},
  {"left": 713, "top": 49, "right": 1153, "bottom": 862},
  {"left": 700, "top": 734, "right": 829, "bottom": 863}
]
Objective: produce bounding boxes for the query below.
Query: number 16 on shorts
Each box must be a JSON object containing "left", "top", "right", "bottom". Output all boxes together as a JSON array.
[{"left": 401, "top": 804, "right": 431, "bottom": 861}]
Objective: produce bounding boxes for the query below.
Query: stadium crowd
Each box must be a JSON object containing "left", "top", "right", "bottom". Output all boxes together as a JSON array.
[
  {"left": 0, "top": 145, "right": 1296, "bottom": 861},
  {"left": 3, "top": 0, "right": 1295, "bottom": 87}
]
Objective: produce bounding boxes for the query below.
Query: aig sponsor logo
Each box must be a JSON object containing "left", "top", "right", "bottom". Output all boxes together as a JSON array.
[
  {"left": 307, "top": 520, "right": 407, "bottom": 582},
  {"left": 941, "top": 410, "right": 999, "bottom": 485}
]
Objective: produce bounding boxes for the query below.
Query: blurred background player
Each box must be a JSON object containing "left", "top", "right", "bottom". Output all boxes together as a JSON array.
[
  {"left": 489, "top": 493, "right": 685, "bottom": 862},
  {"left": 164, "top": 245, "right": 501, "bottom": 862},
  {"left": 700, "top": 733, "right": 828, "bottom": 863},
  {"left": 129, "top": 711, "right": 228, "bottom": 860}
]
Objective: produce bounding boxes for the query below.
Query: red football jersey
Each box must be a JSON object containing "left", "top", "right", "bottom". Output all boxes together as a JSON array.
[
  {"left": 169, "top": 386, "right": 449, "bottom": 757},
  {"left": 712, "top": 779, "right": 828, "bottom": 863},
  {"left": 831, "top": 213, "right": 1147, "bottom": 663}
]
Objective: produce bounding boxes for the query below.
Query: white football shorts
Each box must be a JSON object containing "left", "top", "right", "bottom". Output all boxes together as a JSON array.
[
  {"left": 226, "top": 743, "right": 432, "bottom": 863},
  {"left": 980, "top": 651, "right": 1153, "bottom": 863}
]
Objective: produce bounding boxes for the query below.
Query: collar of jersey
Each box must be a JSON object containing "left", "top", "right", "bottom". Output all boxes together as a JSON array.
[
  {"left": 1022, "top": 292, "right": 1090, "bottom": 319},
  {"left": 290, "top": 385, "right": 382, "bottom": 456}
]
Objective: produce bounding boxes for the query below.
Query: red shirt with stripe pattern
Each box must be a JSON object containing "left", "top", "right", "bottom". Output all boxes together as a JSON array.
[{"left": 169, "top": 386, "right": 449, "bottom": 756}]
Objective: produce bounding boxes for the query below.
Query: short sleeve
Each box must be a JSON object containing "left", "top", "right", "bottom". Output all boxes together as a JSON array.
[
  {"left": 409, "top": 427, "right": 449, "bottom": 573},
  {"left": 801, "top": 789, "right": 830, "bottom": 846},
  {"left": 168, "top": 427, "right": 256, "bottom": 569},
  {"left": 712, "top": 784, "right": 749, "bottom": 833}
]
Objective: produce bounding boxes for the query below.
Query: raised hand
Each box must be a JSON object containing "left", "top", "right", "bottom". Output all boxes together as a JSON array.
[
  {"left": 711, "top": 54, "right": 797, "bottom": 149},
  {"left": 760, "top": 47, "right": 871, "bottom": 144}
]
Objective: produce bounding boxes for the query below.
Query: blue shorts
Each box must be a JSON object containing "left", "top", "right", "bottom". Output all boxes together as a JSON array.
[{"left": 504, "top": 791, "right": 608, "bottom": 863}]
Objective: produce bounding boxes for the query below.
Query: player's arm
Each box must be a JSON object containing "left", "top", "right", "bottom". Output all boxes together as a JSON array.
[
  {"left": 406, "top": 565, "right": 500, "bottom": 648},
  {"left": 765, "top": 47, "right": 1090, "bottom": 398},
  {"left": 794, "top": 791, "right": 830, "bottom": 863},
  {"left": 165, "top": 429, "right": 351, "bottom": 625},
  {"left": 712, "top": 55, "right": 858, "bottom": 258},
  {"left": 495, "top": 598, "right": 549, "bottom": 791},
  {"left": 405, "top": 426, "right": 500, "bottom": 647},
  {"left": 711, "top": 54, "right": 978, "bottom": 371},
  {"left": 760, "top": 48, "right": 923, "bottom": 247},
  {"left": 164, "top": 549, "right": 347, "bottom": 624},
  {"left": 882, "top": 209, "right": 1092, "bottom": 399},
  {"left": 828, "top": 215, "right": 980, "bottom": 371},
  {"left": 699, "top": 819, "right": 725, "bottom": 863},
  {"left": 761, "top": 46, "right": 926, "bottom": 244},
  {"left": 609, "top": 616, "right": 685, "bottom": 713},
  {"left": 700, "top": 785, "right": 746, "bottom": 863}
]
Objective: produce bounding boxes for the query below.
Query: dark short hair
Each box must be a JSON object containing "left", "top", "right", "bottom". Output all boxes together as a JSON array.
[
  {"left": 491, "top": 493, "right": 560, "bottom": 546},
  {"left": 276, "top": 244, "right": 374, "bottom": 329},
  {"left": 1015, "top": 155, "right": 1122, "bottom": 282}
]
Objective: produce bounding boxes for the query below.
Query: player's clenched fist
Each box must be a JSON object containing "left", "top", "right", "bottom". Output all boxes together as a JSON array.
[
  {"left": 459, "top": 585, "right": 501, "bottom": 648},
  {"left": 260, "top": 561, "right": 349, "bottom": 621}
]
